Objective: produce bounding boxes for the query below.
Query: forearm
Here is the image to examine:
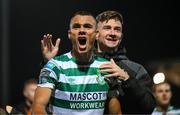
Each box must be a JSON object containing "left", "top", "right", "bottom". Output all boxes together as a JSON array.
[
  {"left": 32, "top": 103, "right": 47, "bottom": 115},
  {"left": 108, "top": 97, "right": 122, "bottom": 115},
  {"left": 122, "top": 77, "right": 156, "bottom": 113},
  {"left": 32, "top": 87, "right": 52, "bottom": 115}
]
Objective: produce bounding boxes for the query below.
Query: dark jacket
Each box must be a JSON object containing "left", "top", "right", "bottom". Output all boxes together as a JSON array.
[{"left": 96, "top": 46, "right": 156, "bottom": 114}]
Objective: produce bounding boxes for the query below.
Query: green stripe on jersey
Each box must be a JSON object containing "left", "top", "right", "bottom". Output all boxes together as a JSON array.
[
  {"left": 50, "top": 97, "right": 105, "bottom": 110},
  {"left": 54, "top": 54, "right": 71, "bottom": 62},
  {"left": 56, "top": 82, "right": 109, "bottom": 92},
  {"left": 52, "top": 66, "right": 60, "bottom": 80},
  {"left": 61, "top": 67, "right": 98, "bottom": 76},
  {"left": 95, "top": 56, "right": 109, "bottom": 62},
  {"left": 53, "top": 52, "right": 108, "bottom": 62}
]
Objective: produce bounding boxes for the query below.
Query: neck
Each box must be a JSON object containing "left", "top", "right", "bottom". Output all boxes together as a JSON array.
[
  {"left": 72, "top": 50, "right": 93, "bottom": 64},
  {"left": 97, "top": 44, "right": 118, "bottom": 54},
  {"left": 156, "top": 104, "right": 170, "bottom": 112}
]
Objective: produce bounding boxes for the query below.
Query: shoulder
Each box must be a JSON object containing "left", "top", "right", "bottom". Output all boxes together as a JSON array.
[
  {"left": 168, "top": 106, "right": 180, "bottom": 114},
  {"left": 44, "top": 52, "right": 72, "bottom": 70},
  {"left": 53, "top": 52, "right": 72, "bottom": 62},
  {"left": 94, "top": 55, "right": 109, "bottom": 62},
  {"left": 121, "top": 59, "right": 147, "bottom": 73}
]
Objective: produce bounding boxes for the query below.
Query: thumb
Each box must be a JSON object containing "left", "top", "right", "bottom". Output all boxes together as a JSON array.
[{"left": 55, "top": 38, "right": 61, "bottom": 48}]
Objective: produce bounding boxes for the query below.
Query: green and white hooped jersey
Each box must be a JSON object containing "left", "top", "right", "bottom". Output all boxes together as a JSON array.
[
  {"left": 152, "top": 106, "right": 180, "bottom": 115},
  {"left": 38, "top": 52, "right": 110, "bottom": 115}
]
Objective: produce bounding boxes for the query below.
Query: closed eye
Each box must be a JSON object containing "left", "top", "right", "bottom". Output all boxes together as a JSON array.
[
  {"left": 84, "top": 23, "right": 93, "bottom": 28},
  {"left": 72, "top": 23, "right": 81, "bottom": 29},
  {"left": 103, "top": 25, "right": 111, "bottom": 30}
]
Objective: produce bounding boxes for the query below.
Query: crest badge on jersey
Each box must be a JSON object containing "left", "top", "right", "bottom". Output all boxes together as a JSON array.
[
  {"left": 96, "top": 69, "right": 106, "bottom": 85},
  {"left": 39, "top": 69, "right": 51, "bottom": 84}
]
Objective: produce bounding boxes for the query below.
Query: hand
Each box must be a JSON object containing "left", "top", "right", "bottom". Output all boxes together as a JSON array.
[
  {"left": 99, "top": 59, "right": 129, "bottom": 81},
  {"left": 41, "top": 34, "right": 61, "bottom": 61}
]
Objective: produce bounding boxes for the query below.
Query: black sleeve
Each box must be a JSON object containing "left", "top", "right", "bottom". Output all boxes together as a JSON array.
[{"left": 121, "top": 66, "right": 156, "bottom": 114}]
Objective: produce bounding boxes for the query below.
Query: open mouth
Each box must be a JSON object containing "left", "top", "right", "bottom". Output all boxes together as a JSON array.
[
  {"left": 79, "top": 38, "right": 86, "bottom": 45},
  {"left": 106, "top": 38, "right": 117, "bottom": 41},
  {"left": 78, "top": 37, "right": 87, "bottom": 50}
]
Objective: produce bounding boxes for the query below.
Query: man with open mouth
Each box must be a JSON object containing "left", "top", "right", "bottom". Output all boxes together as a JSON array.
[{"left": 32, "top": 11, "right": 113, "bottom": 115}]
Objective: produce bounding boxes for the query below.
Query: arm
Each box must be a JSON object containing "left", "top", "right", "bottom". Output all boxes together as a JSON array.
[
  {"left": 32, "top": 87, "right": 52, "bottom": 114},
  {"left": 121, "top": 66, "right": 156, "bottom": 113},
  {"left": 108, "top": 97, "right": 122, "bottom": 115},
  {"left": 100, "top": 59, "right": 124, "bottom": 114},
  {"left": 100, "top": 59, "right": 156, "bottom": 113}
]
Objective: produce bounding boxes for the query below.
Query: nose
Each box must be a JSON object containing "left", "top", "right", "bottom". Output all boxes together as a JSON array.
[
  {"left": 109, "top": 29, "right": 116, "bottom": 39},
  {"left": 110, "top": 29, "right": 115, "bottom": 35},
  {"left": 79, "top": 27, "right": 86, "bottom": 35}
]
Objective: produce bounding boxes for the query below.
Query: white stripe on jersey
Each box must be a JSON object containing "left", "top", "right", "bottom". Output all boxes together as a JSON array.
[
  {"left": 59, "top": 74, "right": 98, "bottom": 84},
  {"left": 54, "top": 90, "right": 107, "bottom": 101},
  {"left": 52, "top": 105, "right": 104, "bottom": 115}
]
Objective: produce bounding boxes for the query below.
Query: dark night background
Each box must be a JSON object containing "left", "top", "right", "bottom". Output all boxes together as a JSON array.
[{"left": 1, "top": 0, "right": 179, "bottom": 108}]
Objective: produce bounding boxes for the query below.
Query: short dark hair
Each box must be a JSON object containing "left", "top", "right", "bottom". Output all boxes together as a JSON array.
[
  {"left": 70, "top": 11, "right": 96, "bottom": 27},
  {"left": 96, "top": 10, "right": 123, "bottom": 24},
  {"left": 72, "top": 11, "right": 95, "bottom": 17}
]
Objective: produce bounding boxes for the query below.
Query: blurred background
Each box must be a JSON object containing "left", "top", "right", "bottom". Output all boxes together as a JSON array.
[{"left": 1, "top": 0, "right": 179, "bottom": 108}]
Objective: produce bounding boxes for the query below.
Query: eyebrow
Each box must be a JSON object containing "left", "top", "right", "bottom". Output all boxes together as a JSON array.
[
  {"left": 72, "top": 23, "right": 80, "bottom": 28},
  {"left": 84, "top": 23, "right": 93, "bottom": 28},
  {"left": 72, "top": 23, "right": 93, "bottom": 28},
  {"left": 103, "top": 25, "right": 111, "bottom": 28},
  {"left": 114, "top": 26, "right": 122, "bottom": 31},
  {"left": 103, "top": 25, "right": 122, "bottom": 31}
]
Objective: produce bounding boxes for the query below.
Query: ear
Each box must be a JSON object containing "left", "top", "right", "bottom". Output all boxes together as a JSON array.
[
  {"left": 23, "top": 89, "right": 28, "bottom": 97},
  {"left": 68, "top": 30, "right": 71, "bottom": 39},
  {"left": 95, "top": 30, "right": 99, "bottom": 40},
  {"left": 121, "top": 33, "right": 123, "bottom": 39},
  {"left": 169, "top": 91, "right": 172, "bottom": 99},
  {"left": 152, "top": 92, "right": 156, "bottom": 98},
  {"left": 118, "top": 33, "right": 123, "bottom": 44}
]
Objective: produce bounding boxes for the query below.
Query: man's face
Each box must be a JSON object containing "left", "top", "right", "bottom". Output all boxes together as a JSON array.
[
  {"left": 23, "top": 83, "right": 37, "bottom": 102},
  {"left": 68, "top": 15, "right": 96, "bottom": 54},
  {"left": 96, "top": 19, "right": 123, "bottom": 50},
  {"left": 154, "top": 83, "right": 172, "bottom": 106}
]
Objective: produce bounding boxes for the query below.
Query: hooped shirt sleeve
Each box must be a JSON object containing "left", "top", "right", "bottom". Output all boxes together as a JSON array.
[{"left": 38, "top": 59, "right": 60, "bottom": 89}]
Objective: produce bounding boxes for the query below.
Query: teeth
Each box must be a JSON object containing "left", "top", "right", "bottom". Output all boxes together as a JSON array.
[{"left": 107, "top": 38, "right": 117, "bottom": 41}]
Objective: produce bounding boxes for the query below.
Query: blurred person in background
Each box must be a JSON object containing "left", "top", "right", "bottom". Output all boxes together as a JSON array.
[
  {"left": 152, "top": 82, "right": 180, "bottom": 115},
  {"left": 0, "top": 107, "right": 6, "bottom": 114},
  {"left": 11, "top": 78, "right": 38, "bottom": 115}
]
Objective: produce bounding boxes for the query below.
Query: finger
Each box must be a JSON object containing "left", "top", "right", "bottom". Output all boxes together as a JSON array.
[
  {"left": 99, "top": 63, "right": 112, "bottom": 68},
  {"left": 49, "top": 34, "right": 54, "bottom": 47},
  {"left": 41, "top": 39, "right": 44, "bottom": 46},
  {"left": 100, "top": 69, "right": 114, "bottom": 73},
  {"left": 43, "top": 35, "right": 48, "bottom": 46},
  {"left": 41, "top": 39, "right": 45, "bottom": 50},
  {"left": 104, "top": 73, "right": 119, "bottom": 78},
  {"left": 99, "top": 65, "right": 112, "bottom": 69},
  {"left": 55, "top": 38, "right": 61, "bottom": 48},
  {"left": 47, "top": 34, "right": 52, "bottom": 50},
  {"left": 110, "top": 58, "right": 116, "bottom": 64}
]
